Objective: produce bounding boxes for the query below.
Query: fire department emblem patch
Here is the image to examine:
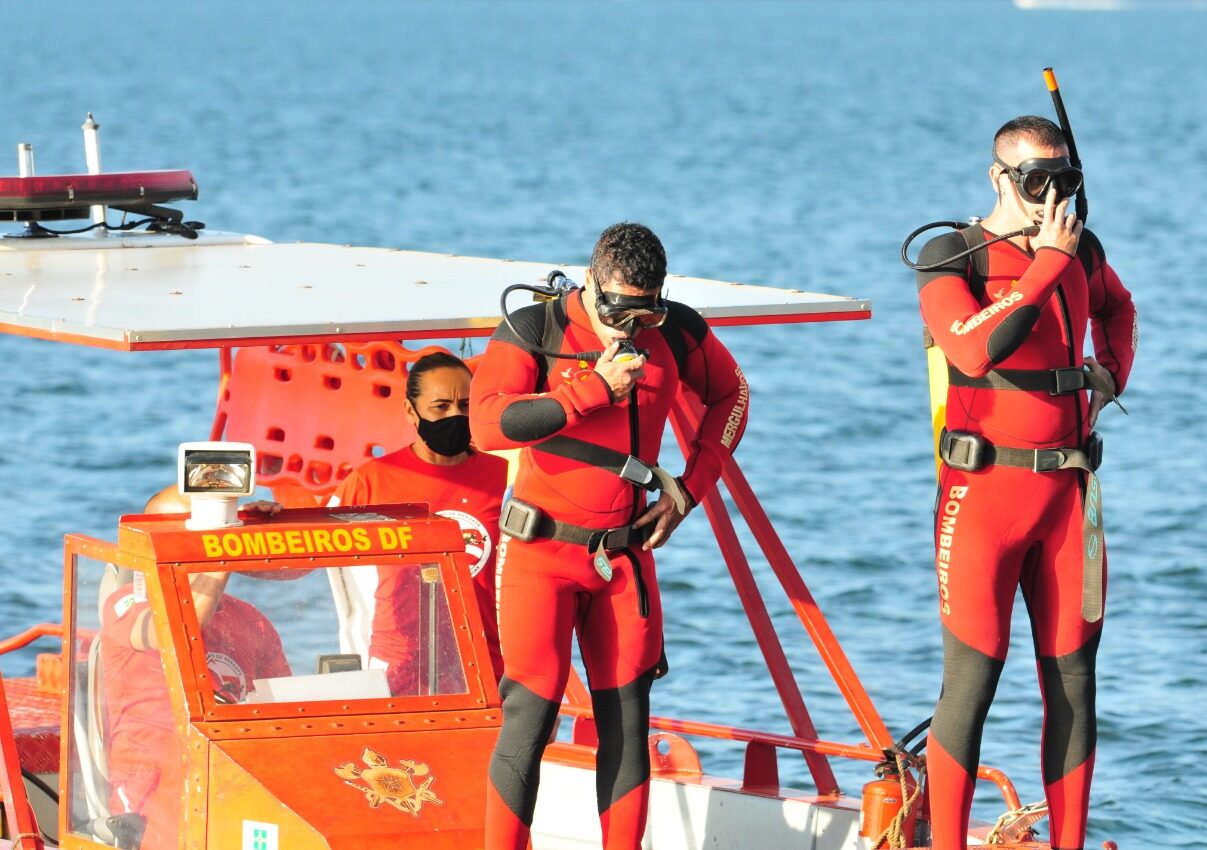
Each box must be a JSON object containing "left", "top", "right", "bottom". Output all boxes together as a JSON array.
[
  {"left": 335, "top": 748, "right": 443, "bottom": 816},
  {"left": 436, "top": 508, "right": 492, "bottom": 577}
]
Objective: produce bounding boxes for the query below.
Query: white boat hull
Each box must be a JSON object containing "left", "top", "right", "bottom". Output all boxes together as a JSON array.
[{"left": 532, "top": 761, "right": 866, "bottom": 850}]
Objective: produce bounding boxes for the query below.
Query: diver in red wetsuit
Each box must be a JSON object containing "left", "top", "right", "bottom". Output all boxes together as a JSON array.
[
  {"left": 915, "top": 116, "right": 1137, "bottom": 850},
  {"left": 471, "top": 222, "right": 749, "bottom": 850}
]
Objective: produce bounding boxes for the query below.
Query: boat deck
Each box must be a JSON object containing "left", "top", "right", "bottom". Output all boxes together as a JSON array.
[{"left": 5, "top": 675, "right": 59, "bottom": 775}]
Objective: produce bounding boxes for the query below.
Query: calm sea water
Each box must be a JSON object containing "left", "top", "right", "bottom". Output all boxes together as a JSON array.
[{"left": 1, "top": 2, "right": 1204, "bottom": 846}]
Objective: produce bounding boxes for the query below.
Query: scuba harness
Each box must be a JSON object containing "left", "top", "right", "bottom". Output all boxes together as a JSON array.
[
  {"left": 902, "top": 68, "right": 1113, "bottom": 625},
  {"left": 496, "top": 270, "right": 692, "bottom": 570},
  {"left": 923, "top": 220, "right": 1121, "bottom": 410},
  {"left": 901, "top": 66, "right": 1124, "bottom": 418}
]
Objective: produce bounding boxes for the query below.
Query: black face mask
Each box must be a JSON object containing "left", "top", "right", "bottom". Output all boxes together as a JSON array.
[{"left": 416, "top": 414, "right": 471, "bottom": 457}]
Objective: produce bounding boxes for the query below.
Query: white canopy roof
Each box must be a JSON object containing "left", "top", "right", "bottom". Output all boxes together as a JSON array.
[{"left": 0, "top": 231, "right": 870, "bottom": 350}]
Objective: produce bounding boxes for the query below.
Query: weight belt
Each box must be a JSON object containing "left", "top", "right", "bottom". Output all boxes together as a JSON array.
[
  {"left": 537, "top": 513, "right": 653, "bottom": 551},
  {"left": 939, "top": 429, "right": 1106, "bottom": 624}
]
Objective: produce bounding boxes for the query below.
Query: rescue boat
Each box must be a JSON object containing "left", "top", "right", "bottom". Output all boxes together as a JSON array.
[{"left": 0, "top": 124, "right": 1087, "bottom": 850}]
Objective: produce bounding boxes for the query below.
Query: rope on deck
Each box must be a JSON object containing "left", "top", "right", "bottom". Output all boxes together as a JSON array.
[
  {"left": 873, "top": 750, "right": 925, "bottom": 849},
  {"left": 985, "top": 799, "right": 1049, "bottom": 844}
]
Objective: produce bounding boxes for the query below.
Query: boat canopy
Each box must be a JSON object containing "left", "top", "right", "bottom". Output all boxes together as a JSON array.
[{"left": 0, "top": 232, "right": 870, "bottom": 350}]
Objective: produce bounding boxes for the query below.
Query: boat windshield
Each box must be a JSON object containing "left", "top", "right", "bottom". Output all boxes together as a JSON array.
[{"left": 188, "top": 561, "right": 469, "bottom": 705}]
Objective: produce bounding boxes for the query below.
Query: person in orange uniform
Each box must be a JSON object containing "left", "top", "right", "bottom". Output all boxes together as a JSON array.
[
  {"left": 471, "top": 222, "right": 750, "bottom": 850},
  {"left": 330, "top": 351, "right": 508, "bottom": 691},
  {"left": 101, "top": 487, "right": 290, "bottom": 850},
  {"left": 915, "top": 116, "right": 1137, "bottom": 850}
]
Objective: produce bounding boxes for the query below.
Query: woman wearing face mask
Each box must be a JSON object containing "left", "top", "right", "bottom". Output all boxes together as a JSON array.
[{"left": 331, "top": 351, "right": 507, "bottom": 693}]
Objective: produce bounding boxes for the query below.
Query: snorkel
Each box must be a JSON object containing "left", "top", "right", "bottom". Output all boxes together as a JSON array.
[
  {"left": 1044, "top": 66, "right": 1088, "bottom": 225},
  {"left": 901, "top": 67, "right": 1084, "bottom": 271}
]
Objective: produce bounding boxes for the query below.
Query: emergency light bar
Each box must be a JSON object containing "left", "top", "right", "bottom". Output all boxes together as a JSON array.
[{"left": 0, "top": 170, "right": 197, "bottom": 222}]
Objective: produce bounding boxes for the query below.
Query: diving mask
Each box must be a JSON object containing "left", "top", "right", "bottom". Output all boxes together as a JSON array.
[
  {"left": 993, "top": 154, "right": 1083, "bottom": 205},
  {"left": 592, "top": 279, "right": 668, "bottom": 336}
]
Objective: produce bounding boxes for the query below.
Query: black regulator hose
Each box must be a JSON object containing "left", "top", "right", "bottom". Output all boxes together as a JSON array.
[
  {"left": 499, "top": 270, "right": 604, "bottom": 362},
  {"left": 900, "top": 220, "right": 1040, "bottom": 272}
]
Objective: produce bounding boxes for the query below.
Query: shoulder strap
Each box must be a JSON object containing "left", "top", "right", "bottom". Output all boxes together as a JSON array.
[
  {"left": 535, "top": 296, "right": 571, "bottom": 390},
  {"left": 1077, "top": 227, "right": 1105, "bottom": 282},
  {"left": 958, "top": 223, "right": 989, "bottom": 301},
  {"left": 964, "top": 222, "right": 1102, "bottom": 286},
  {"left": 526, "top": 295, "right": 695, "bottom": 382},
  {"left": 657, "top": 300, "right": 706, "bottom": 376},
  {"left": 656, "top": 322, "right": 689, "bottom": 377}
]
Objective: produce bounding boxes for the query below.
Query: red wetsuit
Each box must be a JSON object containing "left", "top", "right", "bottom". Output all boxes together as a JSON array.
[
  {"left": 101, "top": 586, "right": 289, "bottom": 848},
  {"left": 470, "top": 290, "right": 748, "bottom": 850},
  {"left": 331, "top": 444, "right": 508, "bottom": 690},
  {"left": 917, "top": 227, "right": 1136, "bottom": 850}
]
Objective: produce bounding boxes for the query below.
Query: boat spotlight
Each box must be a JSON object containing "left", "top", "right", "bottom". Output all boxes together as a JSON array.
[{"left": 177, "top": 441, "right": 255, "bottom": 530}]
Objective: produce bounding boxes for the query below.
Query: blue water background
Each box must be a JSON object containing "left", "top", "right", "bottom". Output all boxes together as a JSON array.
[{"left": 1, "top": 1, "right": 1203, "bottom": 846}]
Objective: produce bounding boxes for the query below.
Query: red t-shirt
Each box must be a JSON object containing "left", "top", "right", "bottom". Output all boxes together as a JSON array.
[
  {"left": 100, "top": 584, "right": 289, "bottom": 841},
  {"left": 332, "top": 444, "right": 507, "bottom": 689}
]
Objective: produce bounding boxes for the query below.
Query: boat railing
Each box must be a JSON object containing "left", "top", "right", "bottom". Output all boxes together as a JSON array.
[
  {"left": 0, "top": 620, "right": 1023, "bottom": 833},
  {"left": 0, "top": 626, "right": 63, "bottom": 658},
  {"left": 553, "top": 701, "right": 1023, "bottom": 812},
  {"left": 0, "top": 665, "right": 48, "bottom": 849}
]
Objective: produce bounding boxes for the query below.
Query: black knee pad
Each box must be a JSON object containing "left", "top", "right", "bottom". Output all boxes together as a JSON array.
[
  {"left": 489, "top": 676, "right": 562, "bottom": 823},
  {"left": 1039, "top": 632, "right": 1100, "bottom": 784},
  {"left": 932, "top": 626, "right": 1005, "bottom": 776},
  {"left": 591, "top": 669, "right": 656, "bottom": 813}
]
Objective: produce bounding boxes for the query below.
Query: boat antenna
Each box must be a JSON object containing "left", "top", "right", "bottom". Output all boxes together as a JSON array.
[
  {"left": 1043, "top": 67, "right": 1087, "bottom": 224},
  {"left": 81, "top": 113, "right": 107, "bottom": 232}
]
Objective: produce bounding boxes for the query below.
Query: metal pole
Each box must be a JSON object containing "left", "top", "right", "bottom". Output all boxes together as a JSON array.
[
  {"left": 81, "top": 113, "right": 107, "bottom": 233},
  {"left": 16, "top": 143, "right": 34, "bottom": 177},
  {"left": 668, "top": 395, "right": 842, "bottom": 795},
  {"left": 670, "top": 390, "right": 894, "bottom": 753}
]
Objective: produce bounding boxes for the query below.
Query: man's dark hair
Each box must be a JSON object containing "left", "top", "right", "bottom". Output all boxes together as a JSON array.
[
  {"left": 993, "top": 115, "right": 1067, "bottom": 158},
  {"left": 406, "top": 351, "right": 470, "bottom": 403},
  {"left": 590, "top": 222, "right": 667, "bottom": 293}
]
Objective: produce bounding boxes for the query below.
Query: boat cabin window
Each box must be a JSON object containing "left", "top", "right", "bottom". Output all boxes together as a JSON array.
[
  {"left": 63, "top": 549, "right": 471, "bottom": 849},
  {"left": 188, "top": 561, "right": 468, "bottom": 705},
  {"left": 67, "top": 553, "right": 185, "bottom": 850}
]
